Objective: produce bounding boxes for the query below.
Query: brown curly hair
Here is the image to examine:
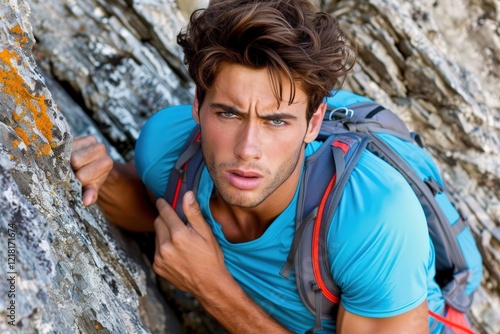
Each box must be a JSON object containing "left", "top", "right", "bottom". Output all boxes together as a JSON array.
[{"left": 177, "top": 0, "right": 356, "bottom": 121}]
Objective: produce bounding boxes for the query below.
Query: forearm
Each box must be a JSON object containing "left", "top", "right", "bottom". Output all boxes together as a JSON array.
[
  {"left": 194, "top": 273, "right": 291, "bottom": 334},
  {"left": 97, "top": 161, "right": 156, "bottom": 232}
]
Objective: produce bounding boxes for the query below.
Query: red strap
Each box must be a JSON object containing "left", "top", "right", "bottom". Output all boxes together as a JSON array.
[
  {"left": 312, "top": 172, "right": 339, "bottom": 303},
  {"left": 172, "top": 164, "right": 186, "bottom": 209},
  {"left": 429, "top": 307, "right": 475, "bottom": 334},
  {"left": 310, "top": 138, "right": 351, "bottom": 304},
  {"left": 172, "top": 132, "right": 201, "bottom": 209},
  {"left": 332, "top": 140, "right": 349, "bottom": 155}
]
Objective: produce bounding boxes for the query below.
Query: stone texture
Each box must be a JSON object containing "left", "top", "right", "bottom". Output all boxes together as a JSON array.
[
  {"left": 1, "top": 0, "right": 499, "bottom": 332},
  {"left": 0, "top": 0, "right": 181, "bottom": 333}
]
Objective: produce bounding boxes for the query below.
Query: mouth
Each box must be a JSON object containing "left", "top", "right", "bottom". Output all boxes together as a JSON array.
[{"left": 226, "top": 169, "right": 263, "bottom": 190}]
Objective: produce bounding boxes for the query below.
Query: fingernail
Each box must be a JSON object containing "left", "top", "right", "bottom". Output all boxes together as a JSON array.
[
  {"left": 83, "top": 194, "right": 91, "bottom": 207},
  {"left": 187, "top": 192, "right": 195, "bottom": 204}
]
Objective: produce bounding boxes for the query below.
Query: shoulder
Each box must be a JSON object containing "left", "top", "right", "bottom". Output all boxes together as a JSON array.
[
  {"left": 328, "top": 150, "right": 430, "bottom": 317},
  {"left": 134, "top": 105, "right": 197, "bottom": 198},
  {"left": 335, "top": 150, "right": 427, "bottom": 247}
]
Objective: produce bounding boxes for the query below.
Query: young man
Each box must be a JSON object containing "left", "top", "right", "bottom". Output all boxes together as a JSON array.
[{"left": 71, "top": 0, "right": 444, "bottom": 332}]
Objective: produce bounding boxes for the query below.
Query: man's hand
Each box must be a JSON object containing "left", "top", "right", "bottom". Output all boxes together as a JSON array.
[
  {"left": 71, "top": 136, "right": 113, "bottom": 207},
  {"left": 153, "top": 191, "right": 227, "bottom": 293},
  {"left": 153, "top": 191, "right": 291, "bottom": 333}
]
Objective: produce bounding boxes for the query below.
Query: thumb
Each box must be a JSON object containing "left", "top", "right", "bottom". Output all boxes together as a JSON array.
[
  {"left": 82, "top": 186, "right": 98, "bottom": 206},
  {"left": 182, "top": 191, "right": 211, "bottom": 236}
]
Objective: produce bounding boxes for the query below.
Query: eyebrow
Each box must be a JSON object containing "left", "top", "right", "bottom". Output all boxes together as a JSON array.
[{"left": 209, "top": 103, "right": 298, "bottom": 121}]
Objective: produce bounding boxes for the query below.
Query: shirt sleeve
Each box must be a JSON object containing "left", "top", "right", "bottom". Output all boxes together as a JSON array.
[
  {"left": 328, "top": 150, "right": 430, "bottom": 317},
  {"left": 134, "top": 105, "right": 196, "bottom": 199}
]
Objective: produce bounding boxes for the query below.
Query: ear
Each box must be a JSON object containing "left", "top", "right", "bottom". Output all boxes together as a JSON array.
[
  {"left": 304, "top": 102, "right": 326, "bottom": 143},
  {"left": 192, "top": 95, "right": 200, "bottom": 124}
]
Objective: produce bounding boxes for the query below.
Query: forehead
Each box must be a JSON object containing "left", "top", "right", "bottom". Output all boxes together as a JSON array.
[{"left": 208, "top": 63, "right": 308, "bottom": 111}]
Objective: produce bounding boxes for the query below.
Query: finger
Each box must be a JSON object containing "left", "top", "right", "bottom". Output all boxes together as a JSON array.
[
  {"left": 154, "top": 213, "right": 171, "bottom": 245},
  {"left": 72, "top": 135, "right": 97, "bottom": 147},
  {"left": 156, "top": 198, "right": 186, "bottom": 234},
  {"left": 82, "top": 187, "right": 98, "bottom": 206},
  {"left": 155, "top": 230, "right": 160, "bottom": 253},
  {"left": 182, "top": 191, "right": 211, "bottom": 236},
  {"left": 73, "top": 154, "right": 113, "bottom": 185},
  {"left": 71, "top": 136, "right": 98, "bottom": 160},
  {"left": 71, "top": 141, "right": 108, "bottom": 170}
]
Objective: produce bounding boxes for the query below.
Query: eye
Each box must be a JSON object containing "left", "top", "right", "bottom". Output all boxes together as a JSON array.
[
  {"left": 269, "top": 119, "right": 287, "bottom": 127},
  {"left": 221, "top": 111, "right": 236, "bottom": 118},
  {"left": 218, "top": 111, "right": 238, "bottom": 119}
]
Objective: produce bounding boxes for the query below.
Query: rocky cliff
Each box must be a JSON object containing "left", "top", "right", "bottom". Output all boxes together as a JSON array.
[{"left": 1, "top": 0, "right": 499, "bottom": 333}]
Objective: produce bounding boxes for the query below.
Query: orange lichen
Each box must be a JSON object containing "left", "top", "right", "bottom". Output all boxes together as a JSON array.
[
  {"left": 0, "top": 48, "right": 54, "bottom": 155},
  {"left": 40, "top": 143, "right": 51, "bottom": 156},
  {"left": 34, "top": 107, "right": 54, "bottom": 144},
  {"left": 9, "top": 25, "right": 29, "bottom": 49},
  {"left": 12, "top": 111, "right": 21, "bottom": 122},
  {"left": 14, "top": 127, "right": 29, "bottom": 145},
  {"left": 12, "top": 139, "right": 20, "bottom": 148}
]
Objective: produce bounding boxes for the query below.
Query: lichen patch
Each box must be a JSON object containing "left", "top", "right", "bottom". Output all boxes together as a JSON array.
[{"left": 0, "top": 48, "right": 54, "bottom": 155}]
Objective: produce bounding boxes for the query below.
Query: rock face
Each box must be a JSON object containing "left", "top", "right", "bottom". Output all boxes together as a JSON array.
[
  {"left": 0, "top": 1, "right": 181, "bottom": 333},
  {"left": 1, "top": 0, "right": 499, "bottom": 333}
]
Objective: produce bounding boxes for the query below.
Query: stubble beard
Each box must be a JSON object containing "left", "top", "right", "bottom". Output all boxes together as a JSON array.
[{"left": 202, "top": 143, "right": 304, "bottom": 209}]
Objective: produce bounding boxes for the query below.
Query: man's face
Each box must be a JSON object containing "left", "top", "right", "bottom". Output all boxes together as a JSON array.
[{"left": 194, "top": 63, "right": 322, "bottom": 209}]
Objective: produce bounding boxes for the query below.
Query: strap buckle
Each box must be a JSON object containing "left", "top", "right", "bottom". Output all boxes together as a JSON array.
[{"left": 328, "top": 107, "right": 354, "bottom": 121}]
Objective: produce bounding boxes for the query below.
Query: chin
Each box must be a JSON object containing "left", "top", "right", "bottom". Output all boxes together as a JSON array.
[{"left": 217, "top": 190, "right": 265, "bottom": 209}]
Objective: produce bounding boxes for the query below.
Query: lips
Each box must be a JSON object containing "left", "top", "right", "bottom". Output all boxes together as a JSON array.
[{"left": 226, "top": 169, "right": 263, "bottom": 190}]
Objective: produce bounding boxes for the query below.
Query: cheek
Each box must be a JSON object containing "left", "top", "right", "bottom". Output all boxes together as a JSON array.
[
  {"left": 275, "top": 127, "right": 307, "bottom": 147},
  {"left": 265, "top": 133, "right": 304, "bottom": 159},
  {"left": 202, "top": 129, "right": 233, "bottom": 157}
]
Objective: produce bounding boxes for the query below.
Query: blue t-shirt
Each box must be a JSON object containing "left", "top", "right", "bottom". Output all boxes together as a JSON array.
[{"left": 135, "top": 106, "right": 446, "bottom": 333}]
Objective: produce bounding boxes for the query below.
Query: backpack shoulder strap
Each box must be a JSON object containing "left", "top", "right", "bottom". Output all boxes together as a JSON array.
[
  {"left": 327, "top": 101, "right": 413, "bottom": 142},
  {"left": 164, "top": 125, "right": 205, "bottom": 222},
  {"left": 280, "top": 131, "right": 371, "bottom": 331}
]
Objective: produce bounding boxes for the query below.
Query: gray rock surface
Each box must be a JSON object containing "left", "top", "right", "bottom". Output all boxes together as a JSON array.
[
  {"left": 0, "top": 0, "right": 181, "bottom": 333},
  {"left": 1, "top": 0, "right": 499, "bottom": 332}
]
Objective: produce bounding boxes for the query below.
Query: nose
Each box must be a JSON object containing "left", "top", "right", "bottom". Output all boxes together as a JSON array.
[{"left": 234, "top": 121, "right": 262, "bottom": 161}]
